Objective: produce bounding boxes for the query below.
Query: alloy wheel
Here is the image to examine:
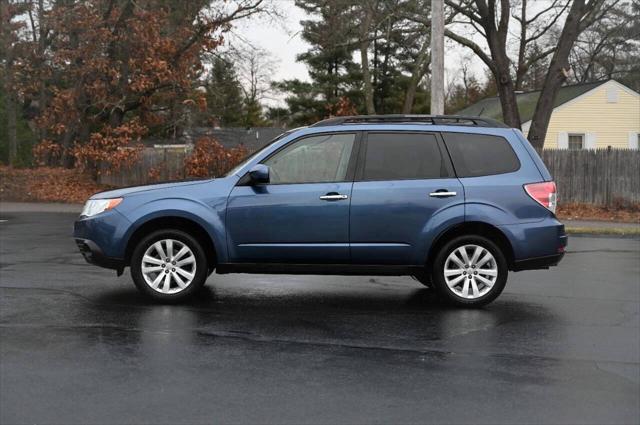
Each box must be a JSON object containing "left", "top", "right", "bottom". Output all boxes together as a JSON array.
[
  {"left": 141, "top": 239, "right": 197, "bottom": 294},
  {"left": 443, "top": 244, "right": 498, "bottom": 299}
]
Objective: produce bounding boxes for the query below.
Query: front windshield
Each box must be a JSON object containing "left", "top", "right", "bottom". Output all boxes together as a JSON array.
[{"left": 223, "top": 129, "right": 300, "bottom": 177}]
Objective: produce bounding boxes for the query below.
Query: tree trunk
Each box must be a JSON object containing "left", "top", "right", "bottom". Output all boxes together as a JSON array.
[
  {"left": 359, "top": 4, "right": 376, "bottom": 115},
  {"left": 527, "top": 0, "right": 588, "bottom": 150},
  {"left": 403, "top": 43, "right": 429, "bottom": 114},
  {"left": 360, "top": 42, "right": 376, "bottom": 115},
  {"left": 5, "top": 89, "right": 17, "bottom": 165},
  {"left": 484, "top": 9, "right": 522, "bottom": 129},
  {"left": 492, "top": 54, "right": 521, "bottom": 128},
  {"left": 515, "top": 0, "right": 527, "bottom": 91}
]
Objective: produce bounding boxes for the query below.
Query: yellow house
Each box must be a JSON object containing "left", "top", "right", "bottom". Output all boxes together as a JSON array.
[{"left": 458, "top": 79, "right": 640, "bottom": 149}]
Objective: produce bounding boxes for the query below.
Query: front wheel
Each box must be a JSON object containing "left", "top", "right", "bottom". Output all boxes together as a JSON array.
[
  {"left": 431, "top": 235, "right": 508, "bottom": 307},
  {"left": 130, "top": 229, "right": 208, "bottom": 302}
]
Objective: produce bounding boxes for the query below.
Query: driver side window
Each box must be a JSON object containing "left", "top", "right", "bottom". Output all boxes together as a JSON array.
[{"left": 263, "top": 133, "right": 356, "bottom": 184}]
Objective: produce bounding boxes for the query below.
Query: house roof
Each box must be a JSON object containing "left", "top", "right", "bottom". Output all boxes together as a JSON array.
[
  {"left": 143, "top": 127, "right": 288, "bottom": 151},
  {"left": 456, "top": 80, "right": 609, "bottom": 123}
]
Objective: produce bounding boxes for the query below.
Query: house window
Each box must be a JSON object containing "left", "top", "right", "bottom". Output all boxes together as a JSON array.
[
  {"left": 606, "top": 87, "right": 618, "bottom": 103},
  {"left": 568, "top": 134, "right": 584, "bottom": 150}
]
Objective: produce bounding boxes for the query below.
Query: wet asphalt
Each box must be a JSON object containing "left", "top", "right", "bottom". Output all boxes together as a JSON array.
[{"left": 0, "top": 212, "right": 638, "bottom": 424}]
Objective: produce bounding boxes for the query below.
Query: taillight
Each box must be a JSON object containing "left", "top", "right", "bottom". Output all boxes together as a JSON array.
[{"left": 524, "top": 181, "right": 557, "bottom": 213}]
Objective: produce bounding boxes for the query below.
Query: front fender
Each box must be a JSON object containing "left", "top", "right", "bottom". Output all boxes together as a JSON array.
[{"left": 121, "top": 197, "right": 228, "bottom": 263}]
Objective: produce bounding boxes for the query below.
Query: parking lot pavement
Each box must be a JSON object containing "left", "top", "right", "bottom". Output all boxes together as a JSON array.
[{"left": 1, "top": 211, "right": 638, "bottom": 424}]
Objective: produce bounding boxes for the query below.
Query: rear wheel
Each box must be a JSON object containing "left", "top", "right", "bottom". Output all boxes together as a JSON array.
[
  {"left": 130, "top": 229, "right": 208, "bottom": 302},
  {"left": 431, "top": 235, "right": 507, "bottom": 307}
]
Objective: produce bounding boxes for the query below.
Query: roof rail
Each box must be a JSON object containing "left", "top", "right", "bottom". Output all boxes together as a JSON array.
[{"left": 310, "top": 114, "right": 509, "bottom": 128}]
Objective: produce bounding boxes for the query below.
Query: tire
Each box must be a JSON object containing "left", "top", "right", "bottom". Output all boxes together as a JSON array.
[
  {"left": 130, "top": 229, "right": 209, "bottom": 303},
  {"left": 431, "top": 235, "right": 508, "bottom": 307},
  {"left": 411, "top": 270, "right": 432, "bottom": 288}
]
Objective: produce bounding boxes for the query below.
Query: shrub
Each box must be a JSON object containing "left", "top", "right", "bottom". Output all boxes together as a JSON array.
[{"left": 184, "top": 137, "right": 248, "bottom": 178}]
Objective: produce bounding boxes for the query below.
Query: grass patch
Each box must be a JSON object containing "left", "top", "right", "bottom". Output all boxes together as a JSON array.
[{"left": 566, "top": 226, "right": 640, "bottom": 236}]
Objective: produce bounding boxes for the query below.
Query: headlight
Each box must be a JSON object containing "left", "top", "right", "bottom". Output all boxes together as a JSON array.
[{"left": 80, "top": 198, "right": 123, "bottom": 217}]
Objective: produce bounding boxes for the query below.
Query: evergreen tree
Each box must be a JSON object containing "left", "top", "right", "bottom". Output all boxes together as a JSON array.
[
  {"left": 274, "top": 0, "right": 432, "bottom": 125},
  {"left": 243, "top": 97, "right": 268, "bottom": 127},
  {"left": 296, "top": 0, "right": 360, "bottom": 104},
  {"left": 203, "top": 57, "right": 245, "bottom": 127}
]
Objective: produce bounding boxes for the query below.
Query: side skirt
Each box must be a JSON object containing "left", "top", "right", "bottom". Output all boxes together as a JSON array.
[{"left": 216, "top": 263, "right": 425, "bottom": 276}]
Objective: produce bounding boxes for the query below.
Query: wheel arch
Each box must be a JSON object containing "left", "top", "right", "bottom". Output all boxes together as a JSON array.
[
  {"left": 124, "top": 216, "right": 218, "bottom": 270},
  {"left": 427, "top": 221, "right": 515, "bottom": 270}
]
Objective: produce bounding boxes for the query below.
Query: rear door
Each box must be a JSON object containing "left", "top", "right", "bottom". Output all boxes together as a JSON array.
[{"left": 349, "top": 131, "right": 463, "bottom": 265}]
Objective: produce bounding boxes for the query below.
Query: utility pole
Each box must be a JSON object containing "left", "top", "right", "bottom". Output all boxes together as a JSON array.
[{"left": 430, "top": 0, "right": 444, "bottom": 115}]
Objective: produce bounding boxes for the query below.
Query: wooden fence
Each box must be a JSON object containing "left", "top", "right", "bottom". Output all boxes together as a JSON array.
[
  {"left": 98, "top": 146, "right": 192, "bottom": 187},
  {"left": 99, "top": 147, "right": 640, "bottom": 207},
  {"left": 541, "top": 149, "right": 639, "bottom": 207}
]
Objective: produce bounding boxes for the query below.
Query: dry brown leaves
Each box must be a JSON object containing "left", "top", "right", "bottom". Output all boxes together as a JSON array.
[
  {"left": 556, "top": 202, "right": 640, "bottom": 223},
  {"left": 325, "top": 97, "right": 358, "bottom": 117},
  {"left": 184, "top": 137, "right": 248, "bottom": 178},
  {"left": 0, "top": 166, "right": 110, "bottom": 204}
]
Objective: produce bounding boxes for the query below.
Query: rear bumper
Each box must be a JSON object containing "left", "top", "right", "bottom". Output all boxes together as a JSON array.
[
  {"left": 512, "top": 252, "right": 565, "bottom": 271},
  {"left": 75, "top": 238, "right": 124, "bottom": 271},
  {"left": 499, "top": 217, "right": 568, "bottom": 271}
]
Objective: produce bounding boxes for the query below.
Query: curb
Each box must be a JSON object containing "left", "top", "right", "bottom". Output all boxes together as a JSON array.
[
  {"left": 0, "top": 202, "right": 83, "bottom": 214},
  {"left": 565, "top": 226, "right": 640, "bottom": 238}
]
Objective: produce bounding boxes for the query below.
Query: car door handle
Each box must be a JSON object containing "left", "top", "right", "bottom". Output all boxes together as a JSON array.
[
  {"left": 429, "top": 191, "right": 457, "bottom": 198},
  {"left": 320, "top": 193, "right": 349, "bottom": 201}
]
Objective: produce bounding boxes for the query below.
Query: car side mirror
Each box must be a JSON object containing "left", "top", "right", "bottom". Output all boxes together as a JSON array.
[{"left": 248, "top": 164, "right": 270, "bottom": 185}]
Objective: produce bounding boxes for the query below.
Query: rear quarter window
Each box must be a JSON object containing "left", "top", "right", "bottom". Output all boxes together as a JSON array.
[{"left": 442, "top": 132, "right": 520, "bottom": 177}]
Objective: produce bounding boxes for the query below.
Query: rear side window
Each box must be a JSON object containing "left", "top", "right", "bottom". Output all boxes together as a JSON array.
[
  {"left": 362, "top": 133, "right": 449, "bottom": 181},
  {"left": 442, "top": 133, "right": 520, "bottom": 177}
]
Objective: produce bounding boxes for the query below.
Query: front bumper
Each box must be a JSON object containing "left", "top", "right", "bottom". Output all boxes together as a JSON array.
[
  {"left": 73, "top": 208, "right": 131, "bottom": 266},
  {"left": 75, "top": 238, "right": 125, "bottom": 272}
]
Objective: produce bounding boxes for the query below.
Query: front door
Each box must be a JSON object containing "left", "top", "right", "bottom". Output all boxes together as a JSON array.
[
  {"left": 226, "top": 132, "right": 359, "bottom": 263},
  {"left": 349, "top": 131, "right": 463, "bottom": 265}
]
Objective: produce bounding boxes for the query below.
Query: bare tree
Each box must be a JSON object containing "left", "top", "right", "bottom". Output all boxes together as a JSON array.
[
  {"left": 402, "top": 37, "right": 430, "bottom": 113},
  {"left": 527, "top": 0, "right": 613, "bottom": 149},
  {"left": 445, "top": 0, "right": 613, "bottom": 149},
  {"left": 512, "top": 0, "right": 570, "bottom": 90},
  {"left": 234, "top": 47, "right": 276, "bottom": 105},
  {"left": 568, "top": 1, "right": 639, "bottom": 88},
  {"left": 445, "top": 0, "right": 521, "bottom": 127},
  {"left": 444, "top": 0, "right": 569, "bottom": 127}
]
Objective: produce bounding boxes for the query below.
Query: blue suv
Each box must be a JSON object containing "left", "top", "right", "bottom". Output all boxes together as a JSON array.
[{"left": 74, "top": 115, "right": 567, "bottom": 307}]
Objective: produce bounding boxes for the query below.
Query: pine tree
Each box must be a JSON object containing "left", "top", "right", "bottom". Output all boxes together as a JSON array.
[{"left": 204, "top": 57, "right": 245, "bottom": 127}]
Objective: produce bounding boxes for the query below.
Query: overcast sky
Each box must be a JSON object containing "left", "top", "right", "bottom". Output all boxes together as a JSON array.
[{"left": 229, "top": 3, "right": 311, "bottom": 83}]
